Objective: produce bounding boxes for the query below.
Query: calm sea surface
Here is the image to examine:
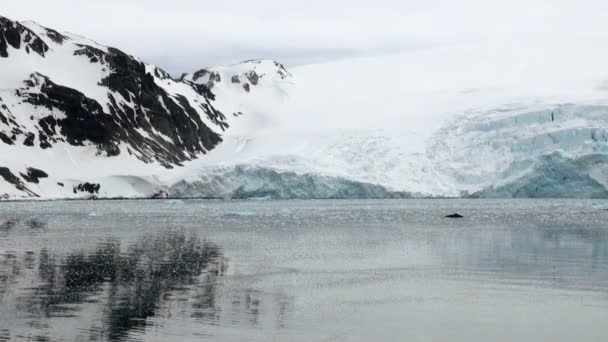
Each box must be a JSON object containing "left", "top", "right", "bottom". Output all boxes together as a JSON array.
[{"left": 0, "top": 199, "right": 607, "bottom": 341}]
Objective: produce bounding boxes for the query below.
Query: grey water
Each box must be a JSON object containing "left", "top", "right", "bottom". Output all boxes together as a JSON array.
[{"left": 0, "top": 199, "right": 607, "bottom": 341}]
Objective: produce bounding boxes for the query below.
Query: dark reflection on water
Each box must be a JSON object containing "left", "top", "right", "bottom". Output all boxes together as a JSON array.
[
  {"left": 0, "top": 219, "right": 18, "bottom": 232},
  {"left": 1, "top": 218, "right": 47, "bottom": 236},
  {"left": 1, "top": 230, "right": 228, "bottom": 341}
]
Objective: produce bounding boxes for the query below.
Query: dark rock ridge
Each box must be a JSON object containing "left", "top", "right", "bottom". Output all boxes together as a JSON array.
[
  {"left": 0, "top": 16, "right": 48, "bottom": 58},
  {"left": 0, "top": 166, "right": 38, "bottom": 197},
  {"left": 0, "top": 15, "right": 248, "bottom": 167}
]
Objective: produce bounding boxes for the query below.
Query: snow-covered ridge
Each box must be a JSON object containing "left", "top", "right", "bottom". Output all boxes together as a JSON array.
[{"left": 184, "top": 59, "right": 291, "bottom": 92}]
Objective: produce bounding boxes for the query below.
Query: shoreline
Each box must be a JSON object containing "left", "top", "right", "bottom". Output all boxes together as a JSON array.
[{"left": 1, "top": 196, "right": 606, "bottom": 203}]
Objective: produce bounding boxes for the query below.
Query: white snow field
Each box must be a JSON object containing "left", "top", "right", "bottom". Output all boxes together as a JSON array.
[{"left": 2, "top": 16, "right": 608, "bottom": 199}]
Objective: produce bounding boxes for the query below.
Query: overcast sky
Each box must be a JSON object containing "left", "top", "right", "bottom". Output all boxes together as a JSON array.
[{"left": 3, "top": 0, "right": 608, "bottom": 74}]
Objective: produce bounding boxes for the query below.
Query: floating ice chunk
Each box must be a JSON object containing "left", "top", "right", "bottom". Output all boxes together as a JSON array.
[{"left": 222, "top": 211, "right": 257, "bottom": 218}]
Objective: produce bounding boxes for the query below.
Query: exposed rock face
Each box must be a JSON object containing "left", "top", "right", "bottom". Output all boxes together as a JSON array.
[
  {"left": 19, "top": 167, "right": 48, "bottom": 184},
  {"left": 22, "top": 73, "right": 120, "bottom": 153},
  {"left": 73, "top": 182, "right": 101, "bottom": 194},
  {"left": 246, "top": 71, "right": 259, "bottom": 85},
  {"left": 190, "top": 70, "right": 221, "bottom": 90},
  {"left": 0, "top": 16, "right": 48, "bottom": 58},
  {"left": 0, "top": 167, "right": 37, "bottom": 197}
]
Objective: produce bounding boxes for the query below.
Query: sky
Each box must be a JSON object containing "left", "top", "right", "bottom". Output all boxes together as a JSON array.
[{"left": 3, "top": 0, "right": 608, "bottom": 74}]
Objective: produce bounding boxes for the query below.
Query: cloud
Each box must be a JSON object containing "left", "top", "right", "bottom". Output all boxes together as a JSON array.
[{"left": 3, "top": 0, "right": 608, "bottom": 73}]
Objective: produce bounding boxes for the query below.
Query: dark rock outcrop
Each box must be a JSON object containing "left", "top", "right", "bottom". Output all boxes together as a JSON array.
[
  {"left": 246, "top": 71, "right": 259, "bottom": 85},
  {"left": 0, "top": 16, "right": 49, "bottom": 58},
  {"left": 73, "top": 182, "right": 101, "bottom": 194},
  {"left": 0, "top": 132, "right": 12, "bottom": 145},
  {"left": 0, "top": 166, "right": 38, "bottom": 197},
  {"left": 20, "top": 167, "right": 48, "bottom": 183},
  {"left": 24, "top": 73, "right": 120, "bottom": 153},
  {"left": 150, "top": 190, "right": 169, "bottom": 199}
]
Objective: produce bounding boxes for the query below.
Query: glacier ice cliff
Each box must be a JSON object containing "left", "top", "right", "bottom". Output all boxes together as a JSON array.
[
  {"left": 429, "top": 104, "right": 608, "bottom": 197},
  {"left": 169, "top": 165, "right": 410, "bottom": 199},
  {"left": 478, "top": 153, "right": 608, "bottom": 198}
]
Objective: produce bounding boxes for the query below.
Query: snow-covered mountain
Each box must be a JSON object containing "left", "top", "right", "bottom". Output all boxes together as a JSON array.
[
  {"left": 2, "top": 14, "right": 608, "bottom": 199},
  {"left": 0, "top": 15, "right": 295, "bottom": 199}
]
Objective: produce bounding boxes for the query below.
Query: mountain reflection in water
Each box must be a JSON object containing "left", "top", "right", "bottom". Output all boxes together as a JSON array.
[{"left": 1, "top": 230, "right": 228, "bottom": 341}]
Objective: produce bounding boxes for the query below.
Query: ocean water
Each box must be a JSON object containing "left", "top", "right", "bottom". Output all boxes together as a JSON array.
[{"left": 0, "top": 199, "right": 607, "bottom": 341}]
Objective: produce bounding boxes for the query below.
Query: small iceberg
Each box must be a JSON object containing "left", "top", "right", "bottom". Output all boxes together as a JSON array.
[
  {"left": 591, "top": 202, "right": 608, "bottom": 209},
  {"left": 223, "top": 211, "right": 257, "bottom": 218}
]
